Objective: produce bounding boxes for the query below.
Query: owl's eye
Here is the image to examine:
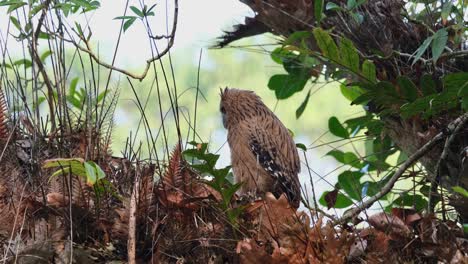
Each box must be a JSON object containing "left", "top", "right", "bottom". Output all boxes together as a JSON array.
[{"left": 220, "top": 106, "right": 226, "bottom": 114}]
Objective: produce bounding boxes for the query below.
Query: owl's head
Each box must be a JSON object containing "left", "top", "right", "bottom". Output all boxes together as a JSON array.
[{"left": 219, "top": 87, "right": 266, "bottom": 129}]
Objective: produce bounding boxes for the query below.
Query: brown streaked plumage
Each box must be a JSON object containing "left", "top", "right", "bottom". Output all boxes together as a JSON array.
[{"left": 220, "top": 87, "right": 301, "bottom": 208}]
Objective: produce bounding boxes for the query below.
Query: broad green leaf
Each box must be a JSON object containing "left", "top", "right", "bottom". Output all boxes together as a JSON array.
[
  {"left": 444, "top": 72, "right": 468, "bottom": 91},
  {"left": 338, "top": 171, "right": 364, "bottom": 200},
  {"left": 313, "top": 28, "right": 340, "bottom": 62},
  {"left": 391, "top": 194, "right": 428, "bottom": 211},
  {"left": 326, "top": 150, "right": 361, "bottom": 168},
  {"left": 340, "top": 84, "right": 364, "bottom": 101},
  {"left": 319, "top": 190, "right": 353, "bottom": 208},
  {"left": 362, "top": 60, "right": 376, "bottom": 83},
  {"left": 339, "top": 37, "right": 360, "bottom": 73},
  {"left": 351, "top": 91, "right": 374, "bottom": 105},
  {"left": 431, "top": 28, "right": 448, "bottom": 63},
  {"left": 420, "top": 74, "right": 437, "bottom": 95},
  {"left": 268, "top": 74, "right": 308, "bottom": 99},
  {"left": 397, "top": 76, "right": 418, "bottom": 102},
  {"left": 270, "top": 47, "right": 296, "bottom": 64},
  {"left": 328, "top": 116, "right": 349, "bottom": 139},
  {"left": 314, "top": 0, "right": 324, "bottom": 23},
  {"left": 296, "top": 90, "right": 311, "bottom": 119},
  {"left": 84, "top": 162, "right": 96, "bottom": 185}
]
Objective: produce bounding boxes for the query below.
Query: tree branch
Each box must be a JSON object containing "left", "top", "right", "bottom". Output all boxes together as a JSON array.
[
  {"left": 66, "top": 0, "right": 178, "bottom": 81},
  {"left": 335, "top": 112, "right": 468, "bottom": 225}
]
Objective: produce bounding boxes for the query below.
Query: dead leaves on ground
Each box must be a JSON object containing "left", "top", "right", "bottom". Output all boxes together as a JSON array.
[{"left": 237, "top": 200, "right": 467, "bottom": 263}]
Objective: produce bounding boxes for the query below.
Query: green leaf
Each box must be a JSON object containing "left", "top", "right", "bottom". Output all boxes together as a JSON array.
[
  {"left": 431, "top": 28, "right": 448, "bottom": 63},
  {"left": 40, "top": 50, "right": 52, "bottom": 61},
  {"left": 313, "top": 28, "right": 340, "bottom": 62},
  {"left": 338, "top": 171, "right": 364, "bottom": 200},
  {"left": 270, "top": 47, "right": 296, "bottom": 64},
  {"left": 130, "top": 6, "right": 143, "bottom": 17},
  {"left": 325, "top": 2, "right": 341, "bottom": 11},
  {"left": 13, "top": 59, "right": 32, "bottom": 68},
  {"left": 7, "top": 2, "right": 26, "bottom": 13},
  {"left": 339, "top": 37, "right": 360, "bottom": 73},
  {"left": 397, "top": 76, "right": 418, "bottom": 102},
  {"left": 326, "top": 150, "right": 361, "bottom": 168},
  {"left": 411, "top": 36, "right": 433, "bottom": 66},
  {"left": 114, "top": 15, "right": 136, "bottom": 20},
  {"left": 314, "top": 0, "right": 324, "bottom": 23},
  {"left": 351, "top": 91, "right": 374, "bottom": 105},
  {"left": 146, "top": 3, "right": 157, "bottom": 15},
  {"left": 420, "top": 74, "right": 437, "bottom": 95},
  {"left": 296, "top": 143, "right": 307, "bottom": 151},
  {"left": 441, "top": 2, "right": 452, "bottom": 22},
  {"left": 319, "top": 190, "right": 353, "bottom": 208},
  {"left": 340, "top": 84, "right": 364, "bottom": 101},
  {"left": 328, "top": 116, "right": 349, "bottom": 139},
  {"left": 268, "top": 74, "right": 308, "bottom": 99},
  {"left": 84, "top": 161, "right": 101, "bottom": 186},
  {"left": 391, "top": 194, "right": 428, "bottom": 211},
  {"left": 284, "top": 31, "right": 312, "bottom": 45},
  {"left": 9, "top": 16, "right": 21, "bottom": 31},
  {"left": 362, "top": 60, "right": 376, "bottom": 83},
  {"left": 296, "top": 90, "right": 311, "bottom": 119},
  {"left": 123, "top": 17, "right": 136, "bottom": 32},
  {"left": 346, "top": 0, "right": 357, "bottom": 9},
  {"left": 453, "top": 186, "right": 468, "bottom": 198}
]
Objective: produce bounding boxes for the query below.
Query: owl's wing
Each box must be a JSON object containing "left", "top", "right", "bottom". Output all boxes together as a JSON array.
[{"left": 248, "top": 121, "right": 301, "bottom": 207}]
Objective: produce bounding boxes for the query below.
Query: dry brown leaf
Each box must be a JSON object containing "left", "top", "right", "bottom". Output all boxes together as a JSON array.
[{"left": 368, "top": 212, "right": 412, "bottom": 238}]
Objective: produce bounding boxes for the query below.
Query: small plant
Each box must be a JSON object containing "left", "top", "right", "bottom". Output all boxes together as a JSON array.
[
  {"left": 183, "top": 141, "right": 243, "bottom": 225},
  {"left": 43, "top": 158, "right": 117, "bottom": 200}
]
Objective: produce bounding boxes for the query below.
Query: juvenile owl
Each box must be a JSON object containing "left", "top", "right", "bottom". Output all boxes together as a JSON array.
[{"left": 220, "top": 88, "right": 301, "bottom": 208}]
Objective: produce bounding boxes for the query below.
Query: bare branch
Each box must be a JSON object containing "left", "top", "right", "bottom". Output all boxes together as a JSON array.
[{"left": 66, "top": 0, "right": 178, "bottom": 81}]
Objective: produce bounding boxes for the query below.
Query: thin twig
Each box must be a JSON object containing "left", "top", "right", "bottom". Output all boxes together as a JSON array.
[{"left": 127, "top": 163, "right": 140, "bottom": 264}]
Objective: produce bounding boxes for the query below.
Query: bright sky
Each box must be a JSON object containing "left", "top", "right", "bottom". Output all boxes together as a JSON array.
[{"left": 0, "top": 0, "right": 253, "bottom": 64}]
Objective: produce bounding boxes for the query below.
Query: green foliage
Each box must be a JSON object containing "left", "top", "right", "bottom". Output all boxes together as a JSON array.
[
  {"left": 183, "top": 141, "right": 243, "bottom": 225},
  {"left": 114, "top": 4, "right": 157, "bottom": 32},
  {"left": 328, "top": 116, "right": 349, "bottom": 139},
  {"left": 453, "top": 186, "right": 468, "bottom": 198},
  {"left": 43, "top": 158, "right": 106, "bottom": 186}
]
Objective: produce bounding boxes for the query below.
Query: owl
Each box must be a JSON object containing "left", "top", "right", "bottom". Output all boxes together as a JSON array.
[{"left": 220, "top": 88, "right": 301, "bottom": 208}]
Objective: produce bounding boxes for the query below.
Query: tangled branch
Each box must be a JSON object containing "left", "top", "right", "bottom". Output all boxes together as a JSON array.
[{"left": 336, "top": 112, "right": 468, "bottom": 225}]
